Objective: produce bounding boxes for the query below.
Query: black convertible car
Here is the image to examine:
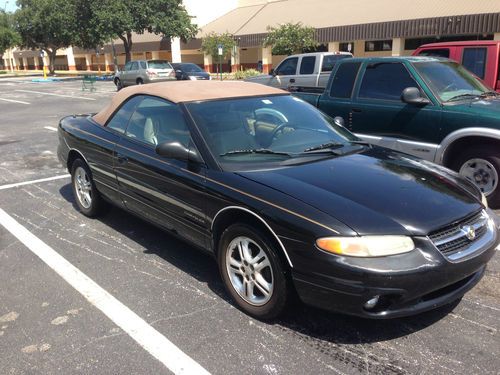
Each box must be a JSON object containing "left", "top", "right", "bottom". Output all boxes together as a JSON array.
[{"left": 58, "top": 81, "right": 499, "bottom": 319}]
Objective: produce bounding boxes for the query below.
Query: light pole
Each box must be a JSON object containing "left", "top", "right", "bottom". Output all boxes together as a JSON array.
[{"left": 3, "top": 1, "right": 9, "bottom": 11}]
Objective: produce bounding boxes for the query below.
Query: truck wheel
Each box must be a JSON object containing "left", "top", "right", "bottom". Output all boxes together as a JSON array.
[{"left": 451, "top": 146, "right": 500, "bottom": 208}]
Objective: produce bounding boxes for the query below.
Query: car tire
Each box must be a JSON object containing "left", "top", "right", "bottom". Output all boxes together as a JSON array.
[
  {"left": 218, "top": 224, "right": 290, "bottom": 320},
  {"left": 71, "top": 159, "right": 108, "bottom": 217},
  {"left": 115, "top": 78, "right": 123, "bottom": 91},
  {"left": 451, "top": 145, "right": 500, "bottom": 208},
  {"left": 136, "top": 78, "right": 143, "bottom": 85}
]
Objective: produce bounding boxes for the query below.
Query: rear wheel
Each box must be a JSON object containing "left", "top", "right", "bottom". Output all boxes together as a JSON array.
[
  {"left": 136, "top": 78, "right": 143, "bottom": 85},
  {"left": 114, "top": 78, "right": 123, "bottom": 91},
  {"left": 451, "top": 145, "right": 500, "bottom": 208},
  {"left": 218, "top": 224, "right": 290, "bottom": 319},
  {"left": 71, "top": 159, "right": 108, "bottom": 217}
]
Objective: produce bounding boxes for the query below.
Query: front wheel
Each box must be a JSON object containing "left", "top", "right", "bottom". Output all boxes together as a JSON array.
[
  {"left": 115, "top": 78, "right": 123, "bottom": 91},
  {"left": 451, "top": 145, "right": 500, "bottom": 208},
  {"left": 71, "top": 159, "right": 108, "bottom": 217},
  {"left": 218, "top": 224, "right": 290, "bottom": 319}
]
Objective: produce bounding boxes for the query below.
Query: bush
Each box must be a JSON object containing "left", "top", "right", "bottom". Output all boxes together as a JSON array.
[
  {"left": 0, "top": 71, "right": 6, "bottom": 74},
  {"left": 233, "top": 69, "right": 262, "bottom": 80}
]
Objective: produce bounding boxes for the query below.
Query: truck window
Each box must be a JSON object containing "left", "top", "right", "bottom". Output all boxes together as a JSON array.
[
  {"left": 417, "top": 49, "right": 450, "bottom": 58},
  {"left": 275, "top": 57, "right": 298, "bottom": 75},
  {"left": 322, "top": 55, "right": 352, "bottom": 72},
  {"left": 462, "top": 48, "right": 487, "bottom": 79},
  {"left": 358, "top": 63, "right": 418, "bottom": 101},
  {"left": 299, "top": 56, "right": 316, "bottom": 74},
  {"left": 329, "top": 62, "right": 361, "bottom": 98}
]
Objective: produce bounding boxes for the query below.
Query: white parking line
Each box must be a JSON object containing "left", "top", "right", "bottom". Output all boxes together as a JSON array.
[
  {"left": 0, "top": 97, "right": 30, "bottom": 105},
  {"left": 0, "top": 208, "right": 210, "bottom": 375},
  {"left": 15, "top": 89, "right": 96, "bottom": 101},
  {"left": 44, "top": 126, "right": 58, "bottom": 132},
  {"left": 0, "top": 174, "right": 70, "bottom": 191}
]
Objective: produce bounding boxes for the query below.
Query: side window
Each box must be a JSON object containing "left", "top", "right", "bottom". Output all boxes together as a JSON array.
[
  {"left": 358, "top": 63, "right": 418, "bottom": 101},
  {"left": 125, "top": 97, "right": 190, "bottom": 147},
  {"left": 299, "top": 56, "right": 316, "bottom": 74},
  {"left": 106, "top": 96, "right": 143, "bottom": 133},
  {"left": 140, "top": 61, "right": 147, "bottom": 69},
  {"left": 130, "top": 62, "right": 138, "bottom": 70},
  {"left": 462, "top": 48, "right": 487, "bottom": 79},
  {"left": 418, "top": 48, "right": 450, "bottom": 58},
  {"left": 275, "top": 57, "right": 298, "bottom": 75},
  {"left": 124, "top": 62, "right": 132, "bottom": 71},
  {"left": 330, "top": 62, "right": 361, "bottom": 98},
  {"left": 322, "top": 55, "right": 351, "bottom": 72}
]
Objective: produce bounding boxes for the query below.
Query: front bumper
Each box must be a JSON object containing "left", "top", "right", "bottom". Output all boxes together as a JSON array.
[{"left": 289, "top": 212, "right": 499, "bottom": 319}]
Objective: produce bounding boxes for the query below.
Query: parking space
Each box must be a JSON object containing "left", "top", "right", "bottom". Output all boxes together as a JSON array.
[{"left": 0, "top": 77, "right": 499, "bottom": 374}]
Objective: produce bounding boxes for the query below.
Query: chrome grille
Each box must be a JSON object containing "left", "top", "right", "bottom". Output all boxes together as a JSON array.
[{"left": 429, "top": 210, "right": 488, "bottom": 259}]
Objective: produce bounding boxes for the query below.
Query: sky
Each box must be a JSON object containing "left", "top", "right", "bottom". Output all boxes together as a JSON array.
[{"left": 2, "top": 0, "right": 16, "bottom": 12}]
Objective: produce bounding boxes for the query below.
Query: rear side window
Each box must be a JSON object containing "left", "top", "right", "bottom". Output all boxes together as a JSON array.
[
  {"left": 322, "top": 54, "right": 351, "bottom": 72},
  {"left": 140, "top": 61, "right": 147, "bottom": 69},
  {"left": 358, "top": 63, "right": 418, "bottom": 101},
  {"left": 462, "top": 48, "right": 487, "bottom": 79},
  {"left": 275, "top": 57, "right": 298, "bottom": 75},
  {"left": 130, "top": 62, "right": 138, "bottom": 70},
  {"left": 330, "top": 62, "right": 361, "bottom": 99},
  {"left": 299, "top": 56, "right": 316, "bottom": 74},
  {"left": 417, "top": 48, "right": 450, "bottom": 58},
  {"left": 106, "top": 96, "right": 143, "bottom": 133}
]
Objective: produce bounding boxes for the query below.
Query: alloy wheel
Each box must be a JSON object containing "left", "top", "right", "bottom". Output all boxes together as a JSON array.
[
  {"left": 459, "top": 158, "right": 498, "bottom": 196},
  {"left": 74, "top": 166, "right": 92, "bottom": 209}
]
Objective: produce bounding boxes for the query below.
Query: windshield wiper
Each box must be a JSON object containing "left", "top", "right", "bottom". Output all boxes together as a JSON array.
[
  {"left": 445, "top": 93, "right": 480, "bottom": 102},
  {"left": 219, "top": 148, "right": 292, "bottom": 157},
  {"left": 303, "top": 141, "right": 345, "bottom": 153},
  {"left": 480, "top": 91, "right": 500, "bottom": 98}
]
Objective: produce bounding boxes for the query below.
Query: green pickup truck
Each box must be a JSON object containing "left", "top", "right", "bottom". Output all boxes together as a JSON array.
[{"left": 292, "top": 56, "right": 500, "bottom": 207}]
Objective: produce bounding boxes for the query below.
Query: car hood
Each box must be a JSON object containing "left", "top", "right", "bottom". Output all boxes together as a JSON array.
[
  {"left": 237, "top": 147, "right": 482, "bottom": 236},
  {"left": 448, "top": 97, "right": 500, "bottom": 119}
]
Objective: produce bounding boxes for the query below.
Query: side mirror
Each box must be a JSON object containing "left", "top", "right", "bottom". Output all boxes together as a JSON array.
[
  {"left": 269, "top": 68, "right": 276, "bottom": 76},
  {"left": 401, "top": 87, "right": 430, "bottom": 105},
  {"left": 333, "top": 116, "right": 345, "bottom": 127},
  {"left": 155, "top": 141, "right": 203, "bottom": 164}
]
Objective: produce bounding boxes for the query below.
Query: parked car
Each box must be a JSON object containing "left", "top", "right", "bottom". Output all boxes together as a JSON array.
[
  {"left": 113, "top": 60, "right": 176, "bottom": 90},
  {"left": 245, "top": 52, "right": 352, "bottom": 89},
  {"left": 292, "top": 56, "right": 500, "bottom": 207},
  {"left": 57, "top": 81, "right": 498, "bottom": 320},
  {"left": 413, "top": 40, "right": 500, "bottom": 92},
  {"left": 171, "top": 63, "right": 211, "bottom": 80}
]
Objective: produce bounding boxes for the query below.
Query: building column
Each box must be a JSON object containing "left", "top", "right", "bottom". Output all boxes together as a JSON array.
[
  {"left": 353, "top": 40, "right": 365, "bottom": 57},
  {"left": 231, "top": 46, "right": 241, "bottom": 72},
  {"left": 33, "top": 56, "right": 40, "bottom": 70},
  {"left": 328, "top": 42, "right": 340, "bottom": 52},
  {"left": 22, "top": 57, "right": 28, "bottom": 70},
  {"left": 66, "top": 47, "right": 76, "bottom": 71},
  {"left": 84, "top": 54, "right": 92, "bottom": 71},
  {"left": 2, "top": 58, "right": 8, "bottom": 70},
  {"left": 151, "top": 51, "right": 160, "bottom": 60},
  {"left": 171, "top": 37, "right": 182, "bottom": 63},
  {"left": 261, "top": 46, "right": 272, "bottom": 74},
  {"left": 203, "top": 53, "right": 213, "bottom": 73},
  {"left": 392, "top": 38, "right": 405, "bottom": 56},
  {"left": 13, "top": 57, "right": 20, "bottom": 71},
  {"left": 104, "top": 53, "right": 113, "bottom": 72},
  {"left": 494, "top": 33, "right": 500, "bottom": 41}
]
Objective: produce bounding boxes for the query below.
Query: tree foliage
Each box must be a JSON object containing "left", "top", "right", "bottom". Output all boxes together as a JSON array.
[
  {"left": 0, "top": 10, "right": 20, "bottom": 55},
  {"left": 15, "top": 0, "right": 77, "bottom": 74},
  {"left": 263, "top": 22, "right": 317, "bottom": 55},
  {"left": 201, "top": 32, "right": 236, "bottom": 60},
  {"left": 77, "top": 0, "right": 198, "bottom": 63}
]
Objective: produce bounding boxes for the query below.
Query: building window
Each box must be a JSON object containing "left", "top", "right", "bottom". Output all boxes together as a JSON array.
[
  {"left": 339, "top": 42, "right": 354, "bottom": 53},
  {"left": 365, "top": 40, "right": 393, "bottom": 52},
  {"left": 405, "top": 34, "right": 493, "bottom": 50}
]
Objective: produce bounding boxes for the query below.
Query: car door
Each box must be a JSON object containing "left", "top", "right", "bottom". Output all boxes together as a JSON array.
[
  {"left": 292, "top": 55, "right": 317, "bottom": 87},
  {"left": 269, "top": 57, "right": 299, "bottom": 89},
  {"left": 114, "top": 95, "right": 208, "bottom": 247},
  {"left": 120, "top": 61, "right": 132, "bottom": 85},
  {"left": 125, "top": 61, "right": 138, "bottom": 85},
  {"left": 349, "top": 61, "right": 442, "bottom": 161}
]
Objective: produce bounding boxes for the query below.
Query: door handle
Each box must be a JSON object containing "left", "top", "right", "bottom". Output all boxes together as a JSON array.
[
  {"left": 117, "top": 154, "right": 128, "bottom": 164},
  {"left": 352, "top": 108, "right": 362, "bottom": 113},
  {"left": 289, "top": 78, "right": 295, "bottom": 83}
]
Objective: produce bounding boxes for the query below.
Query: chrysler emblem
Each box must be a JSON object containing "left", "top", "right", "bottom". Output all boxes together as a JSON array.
[{"left": 461, "top": 225, "right": 476, "bottom": 241}]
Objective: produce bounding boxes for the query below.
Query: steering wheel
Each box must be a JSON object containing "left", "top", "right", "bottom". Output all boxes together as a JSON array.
[{"left": 269, "top": 122, "right": 294, "bottom": 141}]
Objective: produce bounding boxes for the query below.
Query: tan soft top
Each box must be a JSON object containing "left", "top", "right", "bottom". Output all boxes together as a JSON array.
[{"left": 93, "top": 80, "right": 287, "bottom": 125}]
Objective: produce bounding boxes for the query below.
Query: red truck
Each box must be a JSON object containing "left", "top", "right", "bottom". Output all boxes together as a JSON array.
[{"left": 413, "top": 40, "right": 500, "bottom": 92}]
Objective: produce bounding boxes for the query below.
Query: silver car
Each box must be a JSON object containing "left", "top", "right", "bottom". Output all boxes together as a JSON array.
[{"left": 114, "top": 60, "right": 176, "bottom": 90}]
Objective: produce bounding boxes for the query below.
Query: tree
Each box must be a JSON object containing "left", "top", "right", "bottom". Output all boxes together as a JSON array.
[
  {"left": 81, "top": 0, "right": 198, "bottom": 63},
  {"left": 263, "top": 22, "right": 317, "bottom": 55},
  {"left": 15, "top": 0, "right": 77, "bottom": 74},
  {"left": 0, "top": 10, "right": 20, "bottom": 55},
  {"left": 201, "top": 32, "right": 236, "bottom": 60}
]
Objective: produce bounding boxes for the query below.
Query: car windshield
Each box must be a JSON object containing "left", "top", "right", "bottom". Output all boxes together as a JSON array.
[
  {"left": 186, "top": 95, "right": 359, "bottom": 169},
  {"left": 179, "top": 63, "right": 203, "bottom": 73},
  {"left": 147, "top": 60, "right": 172, "bottom": 70},
  {"left": 413, "top": 60, "right": 491, "bottom": 102}
]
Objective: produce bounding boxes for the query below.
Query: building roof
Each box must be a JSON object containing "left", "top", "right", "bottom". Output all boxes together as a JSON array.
[
  {"left": 201, "top": 0, "right": 500, "bottom": 36},
  {"left": 92, "top": 81, "right": 287, "bottom": 125}
]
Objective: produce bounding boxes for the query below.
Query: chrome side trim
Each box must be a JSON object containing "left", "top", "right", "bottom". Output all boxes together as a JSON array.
[
  {"left": 212, "top": 206, "right": 293, "bottom": 268},
  {"left": 435, "top": 127, "right": 500, "bottom": 165}
]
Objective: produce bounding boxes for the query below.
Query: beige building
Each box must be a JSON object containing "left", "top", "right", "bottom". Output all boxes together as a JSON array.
[{"left": 3, "top": 0, "right": 500, "bottom": 73}]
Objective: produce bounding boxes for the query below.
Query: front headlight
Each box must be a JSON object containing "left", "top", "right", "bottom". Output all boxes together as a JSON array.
[
  {"left": 481, "top": 193, "right": 488, "bottom": 208},
  {"left": 316, "top": 236, "right": 415, "bottom": 257}
]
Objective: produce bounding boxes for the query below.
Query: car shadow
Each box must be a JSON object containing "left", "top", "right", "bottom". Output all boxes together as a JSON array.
[{"left": 59, "top": 183, "right": 462, "bottom": 344}]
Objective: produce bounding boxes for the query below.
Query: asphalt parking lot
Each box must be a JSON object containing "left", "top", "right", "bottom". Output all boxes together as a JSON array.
[{"left": 0, "top": 77, "right": 499, "bottom": 375}]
